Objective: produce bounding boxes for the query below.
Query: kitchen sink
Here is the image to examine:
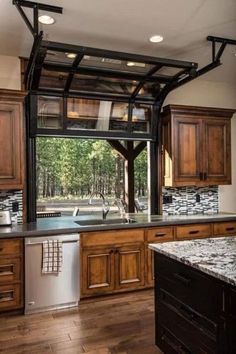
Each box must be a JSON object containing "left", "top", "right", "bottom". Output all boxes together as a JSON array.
[{"left": 75, "top": 218, "right": 137, "bottom": 226}]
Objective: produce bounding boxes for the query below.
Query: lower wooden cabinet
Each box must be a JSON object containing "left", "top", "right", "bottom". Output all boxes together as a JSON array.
[
  {"left": 82, "top": 247, "right": 115, "bottom": 296},
  {"left": 115, "top": 243, "right": 145, "bottom": 290},
  {"left": 81, "top": 221, "right": 236, "bottom": 298},
  {"left": 0, "top": 238, "right": 23, "bottom": 312},
  {"left": 81, "top": 243, "right": 145, "bottom": 296}
]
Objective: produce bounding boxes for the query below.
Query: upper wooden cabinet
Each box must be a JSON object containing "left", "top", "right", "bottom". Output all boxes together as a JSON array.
[
  {"left": 161, "top": 105, "right": 234, "bottom": 187},
  {"left": 0, "top": 90, "right": 26, "bottom": 190}
]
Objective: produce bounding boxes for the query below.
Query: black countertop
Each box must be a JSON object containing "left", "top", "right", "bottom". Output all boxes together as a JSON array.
[{"left": 0, "top": 213, "right": 236, "bottom": 238}]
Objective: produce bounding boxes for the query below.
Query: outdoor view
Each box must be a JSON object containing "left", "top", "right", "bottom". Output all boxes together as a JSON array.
[{"left": 36, "top": 138, "right": 148, "bottom": 217}]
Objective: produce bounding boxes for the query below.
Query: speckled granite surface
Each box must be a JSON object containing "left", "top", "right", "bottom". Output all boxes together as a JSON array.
[{"left": 149, "top": 236, "right": 236, "bottom": 286}]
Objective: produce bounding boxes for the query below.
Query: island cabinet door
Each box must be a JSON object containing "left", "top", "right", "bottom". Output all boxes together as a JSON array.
[
  {"left": 81, "top": 247, "right": 115, "bottom": 296},
  {"left": 115, "top": 243, "right": 145, "bottom": 290},
  {"left": 203, "top": 118, "right": 231, "bottom": 184}
]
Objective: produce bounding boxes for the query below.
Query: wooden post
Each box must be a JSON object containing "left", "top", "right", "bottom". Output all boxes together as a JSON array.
[{"left": 125, "top": 141, "right": 135, "bottom": 213}]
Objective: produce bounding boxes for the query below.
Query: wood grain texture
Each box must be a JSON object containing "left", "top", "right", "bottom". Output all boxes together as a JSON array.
[
  {"left": 0, "top": 290, "right": 162, "bottom": 354},
  {"left": 0, "top": 90, "right": 26, "bottom": 190},
  {"left": 175, "top": 223, "right": 212, "bottom": 240},
  {"left": 161, "top": 104, "right": 234, "bottom": 187}
]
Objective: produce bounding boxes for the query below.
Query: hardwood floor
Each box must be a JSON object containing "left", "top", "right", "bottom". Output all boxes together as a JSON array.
[{"left": 0, "top": 290, "right": 162, "bottom": 354}]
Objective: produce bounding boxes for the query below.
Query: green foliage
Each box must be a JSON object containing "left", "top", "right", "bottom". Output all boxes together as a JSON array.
[{"left": 36, "top": 138, "right": 147, "bottom": 199}]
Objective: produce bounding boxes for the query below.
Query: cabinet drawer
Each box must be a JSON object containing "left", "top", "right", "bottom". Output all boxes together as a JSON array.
[
  {"left": 158, "top": 299, "right": 217, "bottom": 354},
  {"left": 0, "top": 283, "right": 22, "bottom": 310},
  {"left": 0, "top": 258, "right": 21, "bottom": 284},
  {"left": 175, "top": 224, "right": 211, "bottom": 240},
  {"left": 157, "top": 325, "right": 191, "bottom": 354},
  {"left": 146, "top": 227, "right": 174, "bottom": 242},
  {"left": 154, "top": 253, "right": 222, "bottom": 320},
  {"left": 213, "top": 222, "right": 236, "bottom": 236},
  {"left": 0, "top": 239, "right": 22, "bottom": 256},
  {"left": 82, "top": 229, "right": 144, "bottom": 247}
]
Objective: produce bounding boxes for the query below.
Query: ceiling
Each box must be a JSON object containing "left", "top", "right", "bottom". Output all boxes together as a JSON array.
[{"left": 0, "top": 0, "right": 235, "bottom": 83}]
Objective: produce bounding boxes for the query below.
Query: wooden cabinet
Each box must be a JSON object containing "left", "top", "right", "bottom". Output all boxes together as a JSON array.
[
  {"left": 175, "top": 223, "right": 212, "bottom": 240},
  {"left": 82, "top": 247, "right": 115, "bottom": 296},
  {"left": 146, "top": 226, "right": 174, "bottom": 286},
  {"left": 161, "top": 105, "right": 234, "bottom": 186},
  {"left": 115, "top": 243, "right": 145, "bottom": 290},
  {"left": 0, "top": 90, "right": 26, "bottom": 190},
  {"left": 213, "top": 221, "right": 236, "bottom": 236},
  {"left": 0, "top": 238, "right": 23, "bottom": 312},
  {"left": 81, "top": 229, "right": 145, "bottom": 297},
  {"left": 153, "top": 252, "right": 235, "bottom": 354}
]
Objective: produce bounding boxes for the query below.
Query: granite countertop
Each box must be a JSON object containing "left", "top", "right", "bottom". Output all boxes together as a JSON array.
[
  {"left": 149, "top": 236, "right": 236, "bottom": 286},
  {"left": 0, "top": 212, "right": 235, "bottom": 239}
]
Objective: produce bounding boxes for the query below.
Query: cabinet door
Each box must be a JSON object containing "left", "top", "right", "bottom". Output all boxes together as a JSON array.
[
  {"left": 81, "top": 247, "right": 115, "bottom": 296},
  {"left": 203, "top": 118, "right": 231, "bottom": 184},
  {"left": 0, "top": 102, "right": 23, "bottom": 189},
  {"left": 173, "top": 117, "right": 202, "bottom": 185},
  {"left": 115, "top": 243, "right": 145, "bottom": 290}
]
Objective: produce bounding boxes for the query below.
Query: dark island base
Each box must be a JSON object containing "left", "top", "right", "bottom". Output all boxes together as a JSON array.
[{"left": 154, "top": 253, "right": 236, "bottom": 354}]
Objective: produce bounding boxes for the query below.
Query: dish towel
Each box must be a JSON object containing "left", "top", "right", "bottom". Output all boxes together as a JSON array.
[{"left": 42, "top": 240, "right": 63, "bottom": 274}]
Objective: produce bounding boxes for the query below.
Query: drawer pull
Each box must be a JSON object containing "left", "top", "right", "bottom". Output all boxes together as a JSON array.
[
  {"left": 180, "top": 305, "right": 195, "bottom": 321},
  {"left": 226, "top": 227, "right": 235, "bottom": 232},
  {"left": 155, "top": 233, "right": 166, "bottom": 238},
  {"left": 189, "top": 230, "right": 199, "bottom": 235},
  {"left": 0, "top": 290, "right": 14, "bottom": 302},
  {"left": 0, "top": 264, "right": 14, "bottom": 276},
  {"left": 174, "top": 273, "right": 192, "bottom": 286},
  {"left": 161, "top": 334, "right": 190, "bottom": 354}
]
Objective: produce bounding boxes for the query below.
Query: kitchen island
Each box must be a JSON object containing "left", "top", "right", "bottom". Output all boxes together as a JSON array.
[{"left": 149, "top": 237, "right": 236, "bottom": 354}]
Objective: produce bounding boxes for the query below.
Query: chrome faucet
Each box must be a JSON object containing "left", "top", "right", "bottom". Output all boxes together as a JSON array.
[{"left": 89, "top": 192, "right": 110, "bottom": 220}]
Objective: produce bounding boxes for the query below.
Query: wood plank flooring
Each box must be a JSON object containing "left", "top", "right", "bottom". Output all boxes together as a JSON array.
[{"left": 0, "top": 290, "right": 162, "bottom": 354}]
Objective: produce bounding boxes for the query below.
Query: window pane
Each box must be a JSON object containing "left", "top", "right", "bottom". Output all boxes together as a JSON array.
[
  {"left": 67, "top": 98, "right": 129, "bottom": 132},
  {"left": 37, "top": 96, "right": 63, "bottom": 129},
  {"left": 131, "top": 104, "right": 151, "bottom": 133}
]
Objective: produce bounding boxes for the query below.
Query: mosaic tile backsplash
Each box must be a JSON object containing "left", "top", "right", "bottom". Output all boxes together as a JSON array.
[
  {"left": 162, "top": 186, "right": 219, "bottom": 215},
  {"left": 0, "top": 190, "right": 23, "bottom": 224}
]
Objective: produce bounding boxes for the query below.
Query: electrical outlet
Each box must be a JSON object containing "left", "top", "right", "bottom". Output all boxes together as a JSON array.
[
  {"left": 196, "top": 194, "right": 201, "bottom": 203},
  {"left": 12, "top": 202, "right": 19, "bottom": 212},
  {"left": 163, "top": 195, "right": 173, "bottom": 204}
]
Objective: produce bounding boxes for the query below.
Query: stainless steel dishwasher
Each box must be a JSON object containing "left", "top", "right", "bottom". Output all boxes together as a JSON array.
[{"left": 25, "top": 233, "right": 80, "bottom": 314}]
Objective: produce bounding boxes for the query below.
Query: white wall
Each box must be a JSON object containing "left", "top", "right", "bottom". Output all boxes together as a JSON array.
[
  {"left": 0, "top": 55, "right": 21, "bottom": 90},
  {"left": 164, "top": 78, "right": 236, "bottom": 212}
]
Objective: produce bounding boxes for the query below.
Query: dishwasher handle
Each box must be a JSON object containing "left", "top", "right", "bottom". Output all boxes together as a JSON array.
[{"left": 25, "top": 234, "right": 80, "bottom": 246}]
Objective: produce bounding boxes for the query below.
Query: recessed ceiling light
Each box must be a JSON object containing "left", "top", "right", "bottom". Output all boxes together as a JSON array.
[
  {"left": 127, "top": 62, "right": 135, "bottom": 67},
  {"left": 38, "top": 15, "right": 55, "bottom": 25},
  {"left": 66, "top": 53, "right": 77, "bottom": 59},
  {"left": 149, "top": 35, "right": 164, "bottom": 43},
  {"left": 127, "top": 62, "right": 146, "bottom": 68}
]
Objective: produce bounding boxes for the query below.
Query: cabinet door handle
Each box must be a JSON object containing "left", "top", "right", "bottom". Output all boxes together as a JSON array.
[
  {"left": 189, "top": 230, "right": 199, "bottom": 235},
  {"left": 174, "top": 273, "right": 192, "bottom": 286},
  {"left": 0, "top": 248, "right": 3, "bottom": 252},
  {"left": 180, "top": 305, "right": 196, "bottom": 321},
  {"left": 226, "top": 227, "right": 235, "bottom": 232},
  {"left": 155, "top": 233, "right": 166, "bottom": 238},
  {"left": 199, "top": 172, "right": 203, "bottom": 180},
  {"left": 203, "top": 172, "right": 207, "bottom": 180},
  {"left": 109, "top": 250, "right": 114, "bottom": 254}
]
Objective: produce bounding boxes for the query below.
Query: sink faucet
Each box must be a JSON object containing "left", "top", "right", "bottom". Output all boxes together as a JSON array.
[{"left": 89, "top": 192, "right": 110, "bottom": 220}]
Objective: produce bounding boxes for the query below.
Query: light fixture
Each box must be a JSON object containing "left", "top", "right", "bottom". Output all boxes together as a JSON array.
[
  {"left": 127, "top": 62, "right": 146, "bottom": 68},
  {"left": 149, "top": 35, "right": 164, "bottom": 43},
  {"left": 66, "top": 53, "right": 77, "bottom": 59},
  {"left": 38, "top": 15, "right": 55, "bottom": 25}
]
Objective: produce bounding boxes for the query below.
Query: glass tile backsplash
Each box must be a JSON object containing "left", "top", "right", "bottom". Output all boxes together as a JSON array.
[
  {"left": 162, "top": 186, "right": 218, "bottom": 215},
  {"left": 0, "top": 190, "right": 23, "bottom": 223}
]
